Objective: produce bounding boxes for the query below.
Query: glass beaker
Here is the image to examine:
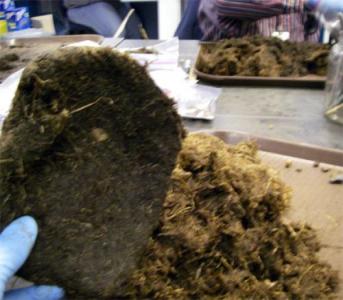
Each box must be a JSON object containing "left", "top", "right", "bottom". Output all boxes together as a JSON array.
[{"left": 325, "top": 32, "right": 343, "bottom": 125}]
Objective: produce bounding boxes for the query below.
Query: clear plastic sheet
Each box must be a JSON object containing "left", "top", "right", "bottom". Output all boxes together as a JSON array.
[{"left": 120, "top": 38, "right": 221, "bottom": 120}]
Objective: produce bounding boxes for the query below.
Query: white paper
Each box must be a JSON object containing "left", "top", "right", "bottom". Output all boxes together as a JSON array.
[
  {"left": 64, "top": 40, "right": 100, "bottom": 48},
  {"left": 0, "top": 69, "right": 23, "bottom": 128}
]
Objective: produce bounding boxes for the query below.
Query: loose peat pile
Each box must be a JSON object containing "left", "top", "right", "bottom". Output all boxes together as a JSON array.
[
  {"left": 196, "top": 36, "right": 330, "bottom": 77},
  {"left": 0, "top": 47, "right": 184, "bottom": 298},
  {"left": 124, "top": 134, "right": 338, "bottom": 299}
]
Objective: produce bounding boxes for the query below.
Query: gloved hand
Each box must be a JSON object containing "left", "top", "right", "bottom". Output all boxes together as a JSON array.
[
  {"left": 330, "top": 13, "right": 343, "bottom": 41},
  {"left": 307, "top": 0, "right": 343, "bottom": 13},
  {"left": 0, "top": 216, "right": 64, "bottom": 300}
]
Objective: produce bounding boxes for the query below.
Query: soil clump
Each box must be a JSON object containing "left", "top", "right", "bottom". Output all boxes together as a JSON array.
[{"left": 0, "top": 47, "right": 184, "bottom": 298}]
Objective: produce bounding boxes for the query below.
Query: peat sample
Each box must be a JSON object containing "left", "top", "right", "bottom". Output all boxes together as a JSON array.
[
  {"left": 0, "top": 47, "right": 184, "bottom": 298},
  {"left": 124, "top": 134, "right": 339, "bottom": 300},
  {"left": 197, "top": 36, "right": 330, "bottom": 77}
]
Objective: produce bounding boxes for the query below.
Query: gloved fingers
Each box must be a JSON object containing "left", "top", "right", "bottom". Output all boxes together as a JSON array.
[
  {"left": 339, "top": 12, "right": 343, "bottom": 25},
  {"left": 4, "top": 285, "right": 65, "bottom": 300},
  {"left": 0, "top": 216, "right": 38, "bottom": 295}
]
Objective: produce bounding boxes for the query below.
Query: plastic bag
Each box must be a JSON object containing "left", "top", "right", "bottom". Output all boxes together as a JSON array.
[{"left": 149, "top": 67, "right": 220, "bottom": 120}]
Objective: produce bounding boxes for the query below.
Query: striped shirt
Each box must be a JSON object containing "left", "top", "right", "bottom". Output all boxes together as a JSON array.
[{"left": 198, "top": 0, "right": 320, "bottom": 42}]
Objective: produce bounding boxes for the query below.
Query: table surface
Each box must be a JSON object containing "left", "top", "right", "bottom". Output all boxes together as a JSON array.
[{"left": 118, "top": 39, "right": 343, "bottom": 150}]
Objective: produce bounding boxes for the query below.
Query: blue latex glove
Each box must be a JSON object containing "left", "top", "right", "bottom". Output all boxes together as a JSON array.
[
  {"left": 0, "top": 216, "right": 64, "bottom": 300},
  {"left": 307, "top": 0, "right": 343, "bottom": 12}
]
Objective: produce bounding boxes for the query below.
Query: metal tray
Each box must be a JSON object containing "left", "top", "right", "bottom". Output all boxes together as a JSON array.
[
  {"left": 194, "top": 69, "right": 326, "bottom": 89},
  {"left": 0, "top": 34, "right": 104, "bottom": 48},
  {"left": 0, "top": 35, "right": 105, "bottom": 83},
  {"left": 205, "top": 130, "right": 343, "bottom": 297}
]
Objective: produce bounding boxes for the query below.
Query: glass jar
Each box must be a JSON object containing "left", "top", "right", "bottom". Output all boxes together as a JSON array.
[{"left": 325, "top": 32, "right": 343, "bottom": 125}]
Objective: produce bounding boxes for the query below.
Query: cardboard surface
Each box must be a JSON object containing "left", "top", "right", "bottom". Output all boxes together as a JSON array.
[{"left": 261, "top": 151, "right": 343, "bottom": 297}]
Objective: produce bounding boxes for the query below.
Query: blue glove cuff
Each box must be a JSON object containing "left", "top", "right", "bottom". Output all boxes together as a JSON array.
[{"left": 4, "top": 285, "right": 65, "bottom": 300}]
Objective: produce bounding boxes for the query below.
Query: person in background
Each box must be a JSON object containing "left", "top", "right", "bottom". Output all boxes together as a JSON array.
[
  {"left": 198, "top": 0, "right": 343, "bottom": 42},
  {"left": 175, "top": 0, "right": 203, "bottom": 40},
  {"left": 63, "top": 0, "right": 142, "bottom": 38}
]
